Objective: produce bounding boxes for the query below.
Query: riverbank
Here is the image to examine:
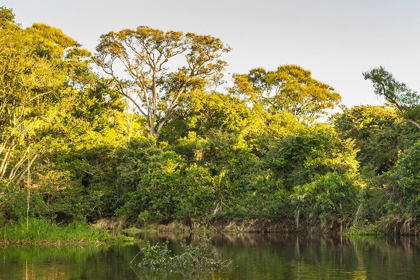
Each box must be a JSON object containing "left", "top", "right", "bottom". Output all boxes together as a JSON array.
[
  {"left": 93, "top": 215, "right": 420, "bottom": 237},
  {"left": 0, "top": 218, "right": 112, "bottom": 246},
  {"left": 2, "top": 215, "right": 418, "bottom": 247}
]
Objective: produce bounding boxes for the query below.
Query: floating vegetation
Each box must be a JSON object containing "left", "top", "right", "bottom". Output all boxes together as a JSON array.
[{"left": 135, "top": 236, "right": 232, "bottom": 274}]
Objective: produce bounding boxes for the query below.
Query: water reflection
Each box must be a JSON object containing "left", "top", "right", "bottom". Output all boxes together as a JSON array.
[
  {"left": 0, "top": 245, "right": 140, "bottom": 280},
  {"left": 208, "top": 233, "right": 420, "bottom": 280},
  {"left": 1, "top": 234, "right": 420, "bottom": 279}
]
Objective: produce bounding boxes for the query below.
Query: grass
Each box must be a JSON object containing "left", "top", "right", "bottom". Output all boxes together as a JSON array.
[
  {"left": 0, "top": 218, "right": 111, "bottom": 245},
  {"left": 346, "top": 222, "right": 385, "bottom": 238}
]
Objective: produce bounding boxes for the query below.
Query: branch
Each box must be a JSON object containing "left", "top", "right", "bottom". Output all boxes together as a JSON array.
[
  {"left": 380, "top": 82, "right": 404, "bottom": 115},
  {"left": 117, "top": 85, "right": 147, "bottom": 119},
  {"left": 13, "top": 148, "right": 44, "bottom": 185},
  {"left": 9, "top": 146, "right": 30, "bottom": 181},
  {"left": 398, "top": 119, "right": 420, "bottom": 130}
]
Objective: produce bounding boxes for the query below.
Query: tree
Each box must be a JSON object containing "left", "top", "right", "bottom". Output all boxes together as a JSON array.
[
  {"left": 0, "top": 18, "right": 70, "bottom": 183},
  {"left": 333, "top": 105, "right": 400, "bottom": 174},
  {"left": 0, "top": 6, "right": 15, "bottom": 24},
  {"left": 94, "top": 26, "right": 231, "bottom": 138},
  {"left": 269, "top": 124, "right": 359, "bottom": 190},
  {"left": 363, "top": 66, "right": 420, "bottom": 129},
  {"left": 392, "top": 140, "right": 420, "bottom": 215},
  {"left": 158, "top": 90, "right": 251, "bottom": 142},
  {"left": 0, "top": 7, "right": 123, "bottom": 217},
  {"left": 231, "top": 65, "right": 341, "bottom": 122},
  {"left": 1, "top": 8, "right": 119, "bottom": 223}
]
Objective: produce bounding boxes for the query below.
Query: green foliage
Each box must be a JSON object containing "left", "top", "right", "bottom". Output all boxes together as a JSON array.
[
  {"left": 177, "top": 164, "right": 214, "bottom": 218},
  {"left": 5, "top": 7, "right": 420, "bottom": 234},
  {"left": 0, "top": 6, "right": 14, "bottom": 24},
  {"left": 363, "top": 66, "right": 420, "bottom": 129},
  {"left": 347, "top": 222, "right": 385, "bottom": 237},
  {"left": 137, "top": 238, "right": 232, "bottom": 272},
  {"left": 0, "top": 9, "right": 124, "bottom": 219},
  {"left": 159, "top": 91, "right": 251, "bottom": 142},
  {"left": 112, "top": 137, "right": 185, "bottom": 221},
  {"left": 232, "top": 65, "right": 341, "bottom": 122},
  {"left": 291, "top": 172, "right": 360, "bottom": 219},
  {"left": 0, "top": 218, "right": 109, "bottom": 245},
  {"left": 333, "top": 105, "right": 400, "bottom": 174},
  {"left": 363, "top": 66, "right": 419, "bottom": 114},
  {"left": 392, "top": 140, "right": 420, "bottom": 215},
  {"left": 95, "top": 26, "right": 231, "bottom": 138},
  {"left": 217, "top": 189, "right": 292, "bottom": 219},
  {"left": 270, "top": 124, "right": 358, "bottom": 189}
]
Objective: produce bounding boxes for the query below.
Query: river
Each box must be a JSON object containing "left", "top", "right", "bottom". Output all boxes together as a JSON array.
[{"left": 1, "top": 233, "right": 420, "bottom": 279}]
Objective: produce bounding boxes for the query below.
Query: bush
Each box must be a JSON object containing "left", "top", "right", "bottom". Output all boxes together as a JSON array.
[
  {"left": 270, "top": 124, "right": 359, "bottom": 190},
  {"left": 137, "top": 237, "right": 232, "bottom": 272},
  {"left": 392, "top": 140, "right": 420, "bottom": 215},
  {"left": 290, "top": 172, "right": 360, "bottom": 220}
]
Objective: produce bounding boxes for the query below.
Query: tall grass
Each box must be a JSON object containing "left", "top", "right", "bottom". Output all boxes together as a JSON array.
[{"left": 0, "top": 218, "right": 109, "bottom": 245}]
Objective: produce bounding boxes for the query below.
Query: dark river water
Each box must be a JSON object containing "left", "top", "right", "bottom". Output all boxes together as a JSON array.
[{"left": 1, "top": 233, "right": 420, "bottom": 279}]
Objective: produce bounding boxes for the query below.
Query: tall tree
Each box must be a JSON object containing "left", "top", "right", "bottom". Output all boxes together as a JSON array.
[
  {"left": 94, "top": 26, "right": 231, "bottom": 138},
  {"left": 333, "top": 105, "right": 400, "bottom": 174},
  {"left": 231, "top": 65, "right": 341, "bottom": 122},
  {"left": 0, "top": 7, "right": 119, "bottom": 185},
  {"left": 363, "top": 66, "right": 420, "bottom": 129},
  {"left": 0, "top": 15, "right": 69, "bottom": 182}
]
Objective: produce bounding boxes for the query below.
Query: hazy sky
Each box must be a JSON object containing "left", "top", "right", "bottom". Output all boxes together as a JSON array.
[{"left": 3, "top": 0, "right": 420, "bottom": 108}]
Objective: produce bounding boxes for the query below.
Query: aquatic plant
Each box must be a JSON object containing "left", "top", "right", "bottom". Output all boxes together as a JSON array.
[{"left": 136, "top": 237, "right": 232, "bottom": 272}]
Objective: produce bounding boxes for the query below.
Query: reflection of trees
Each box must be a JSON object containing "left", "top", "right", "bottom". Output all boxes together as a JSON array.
[
  {"left": 0, "top": 245, "right": 140, "bottom": 280},
  {"left": 193, "top": 233, "right": 420, "bottom": 280},
  {"left": 1, "top": 246, "right": 99, "bottom": 279},
  {"left": 2, "top": 235, "right": 420, "bottom": 280}
]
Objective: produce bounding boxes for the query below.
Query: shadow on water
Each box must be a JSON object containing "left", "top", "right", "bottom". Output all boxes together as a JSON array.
[{"left": 2, "top": 233, "right": 420, "bottom": 279}]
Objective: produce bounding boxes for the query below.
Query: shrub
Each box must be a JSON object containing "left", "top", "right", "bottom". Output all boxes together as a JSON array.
[{"left": 137, "top": 237, "right": 232, "bottom": 272}]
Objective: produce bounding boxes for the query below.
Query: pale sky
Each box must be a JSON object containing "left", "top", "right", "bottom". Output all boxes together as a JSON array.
[{"left": 2, "top": 0, "right": 420, "bottom": 109}]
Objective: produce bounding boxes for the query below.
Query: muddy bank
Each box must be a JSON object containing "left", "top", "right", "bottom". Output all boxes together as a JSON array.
[
  {"left": 207, "top": 217, "right": 353, "bottom": 234},
  {"left": 93, "top": 215, "right": 420, "bottom": 236},
  {"left": 381, "top": 216, "right": 420, "bottom": 236},
  {"left": 94, "top": 217, "right": 353, "bottom": 234}
]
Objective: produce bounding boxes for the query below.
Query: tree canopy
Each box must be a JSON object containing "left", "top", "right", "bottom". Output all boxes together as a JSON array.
[
  {"left": 94, "top": 26, "right": 231, "bottom": 138},
  {"left": 231, "top": 65, "right": 341, "bottom": 122},
  {"left": 363, "top": 66, "right": 420, "bottom": 129},
  {"left": 4, "top": 6, "right": 420, "bottom": 235}
]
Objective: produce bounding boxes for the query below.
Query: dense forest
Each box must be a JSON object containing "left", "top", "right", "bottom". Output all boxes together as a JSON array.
[{"left": 2, "top": 7, "right": 420, "bottom": 234}]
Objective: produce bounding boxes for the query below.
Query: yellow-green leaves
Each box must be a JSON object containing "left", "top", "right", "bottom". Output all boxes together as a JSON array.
[
  {"left": 95, "top": 26, "right": 230, "bottom": 138},
  {"left": 0, "top": 6, "right": 14, "bottom": 24},
  {"left": 232, "top": 65, "right": 341, "bottom": 122}
]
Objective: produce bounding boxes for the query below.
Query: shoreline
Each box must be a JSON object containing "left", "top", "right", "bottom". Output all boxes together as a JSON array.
[{"left": 96, "top": 216, "right": 420, "bottom": 237}]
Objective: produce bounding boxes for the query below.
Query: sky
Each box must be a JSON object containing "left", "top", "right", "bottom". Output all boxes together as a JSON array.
[{"left": 2, "top": 0, "right": 420, "bottom": 109}]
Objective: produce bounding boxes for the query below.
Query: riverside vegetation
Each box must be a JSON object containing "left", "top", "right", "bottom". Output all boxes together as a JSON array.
[
  {"left": 2, "top": 6, "right": 420, "bottom": 242},
  {"left": 135, "top": 237, "right": 232, "bottom": 276},
  {"left": 0, "top": 218, "right": 110, "bottom": 245}
]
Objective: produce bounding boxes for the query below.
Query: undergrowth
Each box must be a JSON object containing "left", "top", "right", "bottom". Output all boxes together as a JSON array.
[
  {"left": 347, "top": 221, "right": 385, "bottom": 237},
  {"left": 0, "top": 218, "right": 110, "bottom": 245}
]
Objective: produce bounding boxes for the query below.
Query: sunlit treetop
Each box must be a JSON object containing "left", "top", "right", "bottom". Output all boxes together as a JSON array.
[
  {"left": 231, "top": 65, "right": 341, "bottom": 122},
  {"left": 0, "top": 6, "right": 15, "bottom": 24},
  {"left": 94, "top": 26, "right": 231, "bottom": 138}
]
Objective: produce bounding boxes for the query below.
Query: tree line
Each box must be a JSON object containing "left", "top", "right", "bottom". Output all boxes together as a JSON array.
[{"left": 1, "top": 7, "right": 420, "bottom": 231}]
